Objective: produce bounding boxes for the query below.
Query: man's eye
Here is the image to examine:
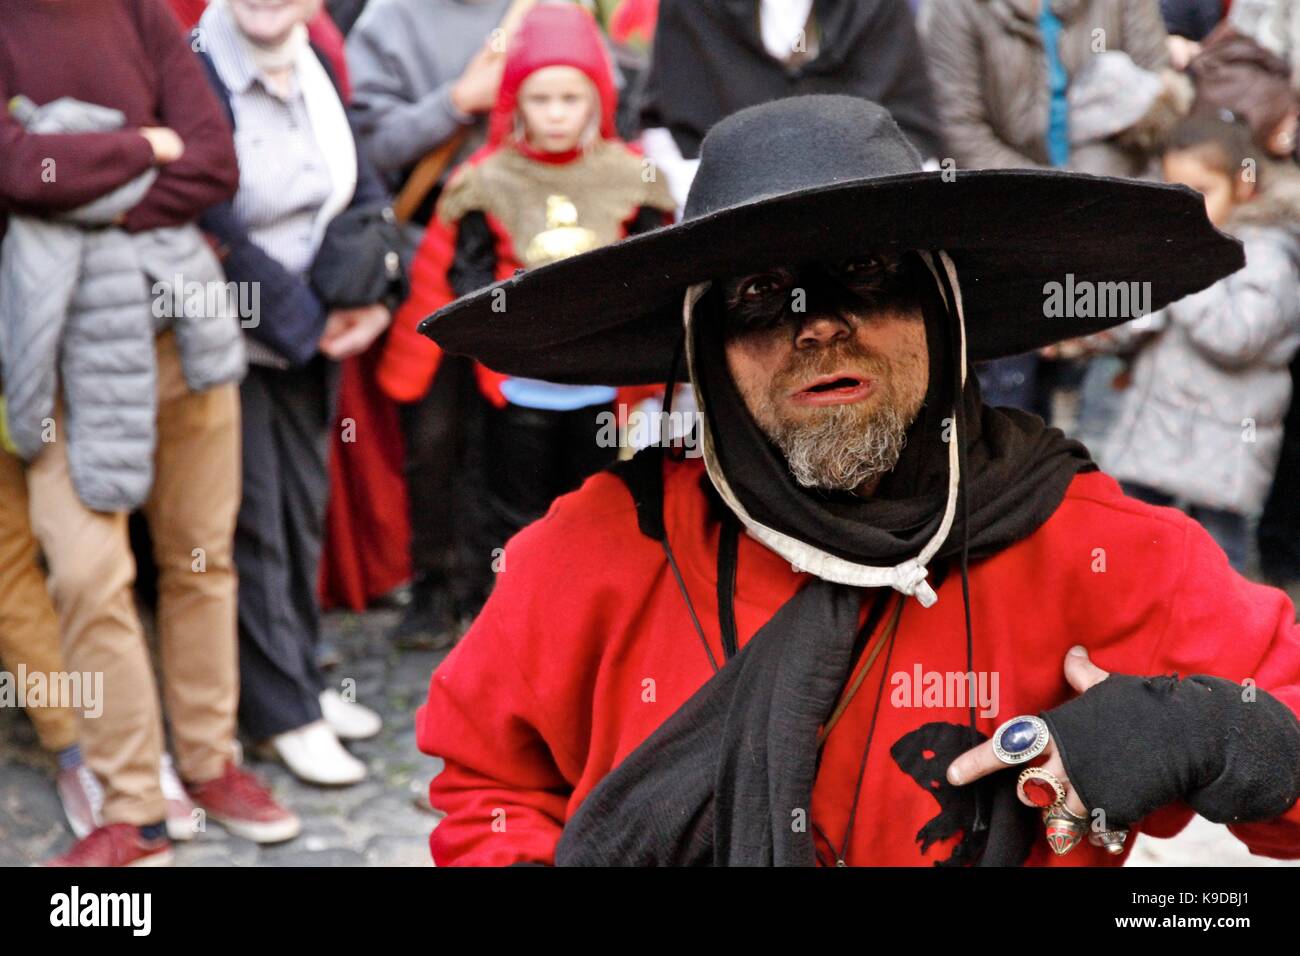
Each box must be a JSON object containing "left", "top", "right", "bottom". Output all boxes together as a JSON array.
[
  {"left": 740, "top": 274, "right": 784, "bottom": 299},
  {"left": 839, "top": 255, "right": 888, "bottom": 276}
]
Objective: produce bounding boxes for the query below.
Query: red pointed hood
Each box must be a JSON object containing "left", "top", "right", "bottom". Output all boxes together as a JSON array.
[{"left": 487, "top": 3, "right": 619, "bottom": 152}]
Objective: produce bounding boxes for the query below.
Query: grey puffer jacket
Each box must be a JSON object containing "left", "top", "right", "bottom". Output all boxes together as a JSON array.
[
  {"left": 0, "top": 97, "right": 246, "bottom": 512},
  {"left": 1100, "top": 172, "right": 1300, "bottom": 516}
]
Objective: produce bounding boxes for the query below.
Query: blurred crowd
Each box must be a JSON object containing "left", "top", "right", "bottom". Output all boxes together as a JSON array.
[{"left": 0, "top": 0, "right": 1297, "bottom": 866}]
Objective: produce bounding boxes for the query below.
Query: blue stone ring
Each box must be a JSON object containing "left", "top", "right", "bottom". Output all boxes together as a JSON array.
[{"left": 991, "top": 715, "right": 1050, "bottom": 765}]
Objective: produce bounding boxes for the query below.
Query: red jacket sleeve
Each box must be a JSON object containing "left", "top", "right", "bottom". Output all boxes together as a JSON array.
[
  {"left": 376, "top": 214, "right": 456, "bottom": 402},
  {"left": 414, "top": 478, "right": 645, "bottom": 866},
  {"left": 416, "top": 576, "right": 577, "bottom": 866},
  {"left": 121, "top": 0, "right": 239, "bottom": 231},
  {"left": 1146, "top": 517, "right": 1300, "bottom": 858}
]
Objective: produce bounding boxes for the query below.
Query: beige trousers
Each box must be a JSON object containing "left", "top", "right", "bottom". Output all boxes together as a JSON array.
[
  {"left": 0, "top": 449, "right": 77, "bottom": 752},
  {"left": 26, "top": 331, "right": 241, "bottom": 825}
]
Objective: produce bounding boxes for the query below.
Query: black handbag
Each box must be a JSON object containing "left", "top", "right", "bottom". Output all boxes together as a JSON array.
[{"left": 310, "top": 201, "right": 410, "bottom": 310}]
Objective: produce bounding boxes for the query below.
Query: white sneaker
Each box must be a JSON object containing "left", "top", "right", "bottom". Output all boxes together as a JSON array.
[
  {"left": 57, "top": 754, "right": 201, "bottom": 841},
  {"left": 159, "top": 753, "right": 198, "bottom": 842},
  {"left": 269, "top": 721, "right": 367, "bottom": 786},
  {"left": 319, "top": 689, "right": 383, "bottom": 741},
  {"left": 55, "top": 763, "right": 104, "bottom": 839}
]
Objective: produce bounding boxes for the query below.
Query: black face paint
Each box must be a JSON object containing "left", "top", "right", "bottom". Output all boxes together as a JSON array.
[{"left": 718, "top": 251, "right": 920, "bottom": 340}]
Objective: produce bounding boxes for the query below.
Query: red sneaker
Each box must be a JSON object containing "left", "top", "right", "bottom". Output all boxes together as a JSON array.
[
  {"left": 44, "top": 823, "right": 173, "bottom": 867},
  {"left": 186, "top": 761, "right": 301, "bottom": 844}
]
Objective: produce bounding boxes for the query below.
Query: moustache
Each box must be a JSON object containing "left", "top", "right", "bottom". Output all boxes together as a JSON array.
[{"left": 773, "top": 338, "right": 891, "bottom": 393}]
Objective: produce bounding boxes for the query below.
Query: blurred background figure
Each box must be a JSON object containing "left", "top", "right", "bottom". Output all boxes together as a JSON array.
[
  {"left": 639, "top": 0, "right": 944, "bottom": 211},
  {"left": 196, "top": 0, "right": 395, "bottom": 785},
  {"left": 1, "top": 0, "right": 298, "bottom": 868},
  {"left": 166, "top": 0, "right": 415, "bottom": 666},
  {"left": 349, "top": 0, "right": 524, "bottom": 649},
  {"left": 920, "top": 0, "right": 1187, "bottom": 435},
  {"left": 1229, "top": 0, "right": 1300, "bottom": 87},
  {"left": 1187, "top": 23, "right": 1300, "bottom": 595},
  {"left": 1095, "top": 115, "right": 1300, "bottom": 571},
  {"left": 378, "top": 2, "right": 674, "bottom": 592}
]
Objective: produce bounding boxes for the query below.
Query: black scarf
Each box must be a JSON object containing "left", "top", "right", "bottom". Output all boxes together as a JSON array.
[
  {"left": 639, "top": 0, "right": 944, "bottom": 161},
  {"left": 555, "top": 255, "right": 1095, "bottom": 866}
]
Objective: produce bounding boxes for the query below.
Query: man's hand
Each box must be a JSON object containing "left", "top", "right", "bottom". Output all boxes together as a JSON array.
[
  {"left": 319, "top": 304, "right": 391, "bottom": 360},
  {"left": 140, "top": 127, "right": 185, "bottom": 164},
  {"left": 450, "top": 42, "right": 506, "bottom": 117},
  {"left": 946, "top": 646, "right": 1111, "bottom": 817}
]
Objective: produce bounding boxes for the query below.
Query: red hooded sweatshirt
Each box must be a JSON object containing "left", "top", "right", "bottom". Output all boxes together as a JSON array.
[
  {"left": 376, "top": 3, "right": 673, "bottom": 406},
  {"left": 416, "top": 458, "right": 1300, "bottom": 866}
]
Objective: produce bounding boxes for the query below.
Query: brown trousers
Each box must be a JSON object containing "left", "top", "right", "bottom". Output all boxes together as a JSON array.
[
  {"left": 0, "top": 449, "right": 77, "bottom": 753},
  {"left": 25, "top": 332, "right": 241, "bottom": 825}
]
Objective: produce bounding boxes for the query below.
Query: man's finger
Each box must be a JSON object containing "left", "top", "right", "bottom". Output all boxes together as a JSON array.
[
  {"left": 946, "top": 738, "right": 1009, "bottom": 787},
  {"left": 1031, "top": 751, "right": 1088, "bottom": 817},
  {"left": 1063, "top": 645, "right": 1110, "bottom": 695}
]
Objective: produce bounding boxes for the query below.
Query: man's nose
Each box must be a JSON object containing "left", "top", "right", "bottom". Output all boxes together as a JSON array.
[{"left": 794, "top": 312, "right": 851, "bottom": 350}]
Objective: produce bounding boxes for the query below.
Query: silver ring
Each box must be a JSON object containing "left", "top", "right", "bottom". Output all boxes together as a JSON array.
[
  {"left": 1088, "top": 828, "right": 1130, "bottom": 856},
  {"left": 991, "top": 715, "right": 1049, "bottom": 765}
]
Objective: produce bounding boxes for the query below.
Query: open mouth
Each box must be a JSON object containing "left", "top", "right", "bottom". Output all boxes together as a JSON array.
[
  {"left": 807, "top": 376, "right": 860, "bottom": 392},
  {"left": 791, "top": 373, "right": 875, "bottom": 406}
]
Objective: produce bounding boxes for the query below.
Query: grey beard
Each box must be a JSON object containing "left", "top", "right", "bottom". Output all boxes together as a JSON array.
[{"left": 769, "top": 402, "right": 910, "bottom": 492}]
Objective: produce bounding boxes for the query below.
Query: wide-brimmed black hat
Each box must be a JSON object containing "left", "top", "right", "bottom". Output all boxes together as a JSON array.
[{"left": 418, "top": 94, "right": 1243, "bottom": 384}]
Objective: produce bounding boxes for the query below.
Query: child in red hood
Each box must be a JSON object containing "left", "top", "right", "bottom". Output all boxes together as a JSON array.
[{"left": 378, "top": 3, "right": 674, "bottom": 592}]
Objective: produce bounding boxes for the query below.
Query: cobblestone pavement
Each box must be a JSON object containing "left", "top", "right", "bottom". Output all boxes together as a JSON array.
[
  {"left": 1, "top": 607, "right": 1295, "bottom": 867},
  {"left": 1, "top": 607, "right": 443, "bottom": 867}
]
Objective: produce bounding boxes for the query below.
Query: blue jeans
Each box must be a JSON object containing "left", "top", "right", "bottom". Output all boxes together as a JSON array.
[{"left": 1120, "top": 481, "right": 1250, "bottom": 572}]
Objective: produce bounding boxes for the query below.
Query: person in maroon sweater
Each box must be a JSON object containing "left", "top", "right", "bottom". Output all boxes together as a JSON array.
[
  {"left": 0, "top": 0, "right": 237, "bottom": 233},
  {"left": 0, "top": 0, "right": 300, "bottom": 866}
]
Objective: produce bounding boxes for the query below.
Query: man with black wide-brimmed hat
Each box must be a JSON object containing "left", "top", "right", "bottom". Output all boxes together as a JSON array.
[{"left": 414, "top": 95, "right": 1300, "bottom": 866}]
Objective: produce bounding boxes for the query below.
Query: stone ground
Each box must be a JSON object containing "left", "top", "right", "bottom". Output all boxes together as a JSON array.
[
  {"left": 1, "top": 605, "right": 1295, "bottom": 867},
  {"left": 1, "top": 606, "right": 444, "bottom": 867}
]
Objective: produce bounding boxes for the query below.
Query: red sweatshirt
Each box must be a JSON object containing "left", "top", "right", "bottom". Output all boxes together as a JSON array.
[
  {"left": 417, "top": 458, "right": 1300, "bottom": 866},
  {"left": 0, "top": 0, "right": 237, "bottom": 233}
]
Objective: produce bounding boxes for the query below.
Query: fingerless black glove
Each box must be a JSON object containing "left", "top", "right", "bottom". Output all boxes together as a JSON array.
[{"left": 1041, "top": 673, "right": 1300, "bottom": 828}]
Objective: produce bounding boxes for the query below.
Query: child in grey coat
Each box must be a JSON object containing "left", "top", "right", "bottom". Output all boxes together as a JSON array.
[{"left": 1100, "top": 115, "right": 1300, "bottom": 570}]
